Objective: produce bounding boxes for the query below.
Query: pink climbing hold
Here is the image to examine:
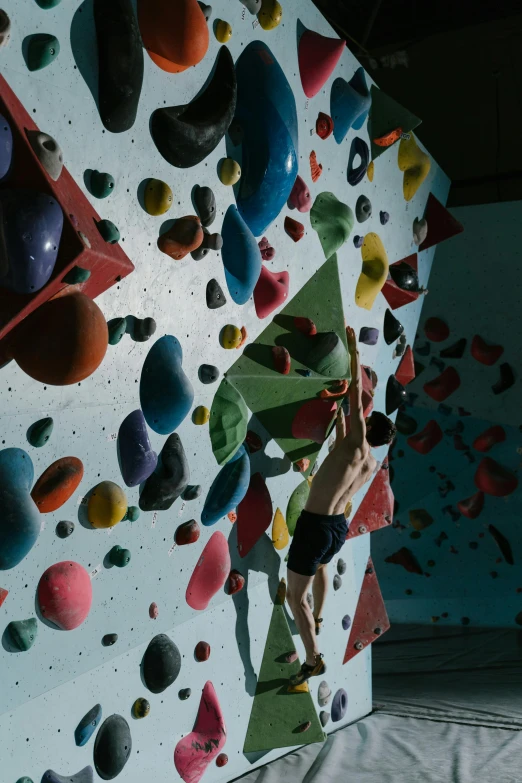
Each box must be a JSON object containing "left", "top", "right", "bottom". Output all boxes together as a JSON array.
[
  {"left": 424, "top": 317, "right": 449, "bottom": 342},
  {"left": 37, "top": 561, "right": 92, "bottom": 630},
  {"left": 292, "top": 398, "right": 337, "bottom": 443},
  {"left": 149, "top": 602, "right": 159, "bottom": 619},
  {"left": 474, "top": 457, "right": 518, "bottom": 498},
  {"left": 185, "top": 531, "right": 231, "bottom": 610},
  {"left": 174, "top": 681, "right": 226, "bottom": 783},
  {"left": 258, "top": 236, "right": 275, "bottom": 261},
  {"left": 395, "top": 346, "right": 415, "bottom": 386},
  {"left": 457, "top": 491, "right": 484, "bottom": 520},
  {"left": 423, "top": 366, "right": 461, "bottom": 402},
  {"left": 253, "top": 265, "right": 289, "bottom": 319},
  {"left": 272, "top": 345, "right": 291, "bottom": 375},
  {"left": 288, "top": 175, "right": 312, "bottom": 213},
  {"left": 237, "top": 473, "right": 272, "bottom": 558},
  {"left": 407, "top": 420, "right": 443, "bottom": 454},
  {"left": 470, "top": 335, "right": 504, "bottom": 366},
  {"left": 194, "top": 641, "right": 211, "bottom": 662},
  {"left": 225, "top": 569, "right": 245, "bottom": 595},
  {"left": 473, "top": 425, "right": 506, "bottom": 453},
  {"left": 298, "top": 30, "right": 346, "bottom": 98}
]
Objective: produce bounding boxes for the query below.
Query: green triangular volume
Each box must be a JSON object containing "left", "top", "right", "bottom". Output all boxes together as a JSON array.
[
  {"left": 367, "top": 85, "right": 422, "bottom": 161},
  {"left": 209, "top": 378, "right": 248, "bottom": 465}
]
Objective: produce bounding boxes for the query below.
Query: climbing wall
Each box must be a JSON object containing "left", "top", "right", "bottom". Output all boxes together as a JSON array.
[{"left": 0, "top": 0, "right": 449, "bottom": 781}]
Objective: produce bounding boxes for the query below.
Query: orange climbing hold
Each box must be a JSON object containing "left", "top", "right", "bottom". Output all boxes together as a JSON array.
[
  {"left": 157, "top": 216, "right": 203, "bottom": 261},
  {"left": 309, "top": 150, "right": 323, "bottom": 182},
  {"left": 294, "top": 317, "right": 317, "bottom": 337},
  {"left": 138, "top": 0, "right": 209, "bottom": 74},
  {"left": 31, "top": 457, "right": 84, "bottom": 513},
  {"left": 294, "top": 458, "right": 310, "bottom": 473},
  {"left": 237, "top": 326, "right": 248, "bottom": 349},
  {"left": 227, "top": 510, "right": 237, "bottom": 523},
  {"left": 374, "top": 127, "right": 403, "bottom": 147},
  {"left": 320, "top": 379, "right": 348, "bottom": 399}
]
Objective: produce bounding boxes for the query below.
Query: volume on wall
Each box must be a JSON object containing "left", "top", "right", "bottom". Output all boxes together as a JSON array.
[{"left": 0, "top": 0, "right": 449, "bottom": 781}]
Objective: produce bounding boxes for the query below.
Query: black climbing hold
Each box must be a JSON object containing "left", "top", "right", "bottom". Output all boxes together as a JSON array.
[
  {"left": 27, "top": 417, "right": 54, "bottom": 448},
  {"left": 395, "top": 410, "right": 417, "bottom": 436},
  {"left": 93, "top": 714, "right": 132, "bottom": 780},
  {"left": 206, "top": 278, "right": 226, "bottom": 309},
  {"left": 125, "top": 315, "right": 157, "bottom": 343},
  {"left": 337, "top": 558, "right": 346, "bottom": 575},
  {"left": 94, "top": 0, "right": 144, "bottom": 133},
  {"left": 56, "top": 520, "right": 74, "bottom": 538},
  {"left": 383, "top": 308, "right": 404, "bottom": 345},
  {"left": 191, "top": 228, "right": 223, "bottom": 260},
  {"left": 347, "top": 137, "right": 369, "bottom": 186},
  {"left": 193, "top": 185, "right": 216, "bottom": 226},
  {"left": 198, "top": 364, "right": 219, "bottom": 384},
  {"left": 181, "top": 484, "right": 202, "bottom": 501},
  {"left": 139, "top": 433, "right": 189, "bottom": 511},
  {"left": 178, "top": 688, "right": 191, "bottom": 700},
  {"left": 142, "top": 633, "right": 181, "bottom": 694},
  {"left": 440, "top": 338, "right": 467, "bottom": 359},
  {"left": 63, "top": 266, "right": 91, "bottom": 285},
  {"left": 355, "top": 194, "right": 372, "bottom": 222},
  {"left": 108, "top": 317, "right": 127, "bottom": 346},
  {"left": 389, "top": 261, "right": 419, "bottom": 291},
  {"left": 150, "top": 46, "right": 237, "bottom": 168},
  {"left": 102, "top": 633, "right": 118, "bottom": 646},
  {"left": 41, "top": 768, "right": 93, "bottom": 783},
  {"left": 492, "top": 362, "right": 515, "bottom": 395},
  {"left": 75, "top": 704, "right": 102, "bottom": 747},
  {"left": 386, "top": 375, "right": 407, "bottom": 415}
]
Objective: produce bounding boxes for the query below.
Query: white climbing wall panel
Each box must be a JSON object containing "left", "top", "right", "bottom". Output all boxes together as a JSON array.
[{"left": 0, "top": 0, "right": 449, "bottom": 780}]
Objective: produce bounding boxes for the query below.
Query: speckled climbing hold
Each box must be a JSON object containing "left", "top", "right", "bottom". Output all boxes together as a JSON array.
[
  {"left": 331, "top": 67, "right": 371, "bottom": 144},
  {"left": 138, "top": 0, "right": 208, "bottom": 74},
  {"left": 475, "top": 457, "right": 518, "bottom": 497},
  {"left": 470, "top": 334, "right": 503, "bottom": 365},
  {"left": 331, "top": 688, "right": 347, "bottom": 721},
  {"left": 25, "top": 33, "right": 60, "bottom": 71},
  {"left": 198, "top": 2, "right": 212, "bottom": 21},
  {"left": 140, "top": 433, "right": 189, "bottom": 511},
  {"left": 333, "top": 574, "right": 342, "bottom": 590},
  {"left": 225, "top": 569, "right": 245, "bottom": 596},
  {"left": 0, "top": 10, "right": 11, "bottom": 48},
  {"left": 27, "top": 131, "right": 63, "bottom": 181},
  {"left": 272, "top": 346, "right": 291, "bottom": 375},
  {"left": 186, "top": 531, "right": 231, "bottom": 609},
  {"left": 37, "top": 561, "right": 92, "bottom": 630},
  {"left": 202, "top": 445, "right": 250, "bottom": 526},
  {"left": 175, "top": 519, "right": 200, "bottom": 546},
  {"left": 284, "top": 216, "right": 305, "bottom": 243},
  {"left": 158, "top": 216, "right": 203, "bottom": 261},
  {"left": 41, "top": 769, "right": 93, "bottom": 783},
  {"left": 6, "top": 618, "right": 37, "bottom": 651},
  {"left": 407, "top": 420, "right": 442, "bottom": 454},
  {"left": 492, "top": 362, "right": 515, "bottom": 395},
  {"left": 310, "top": 192, "right": 354, "bottom": 258},
  {"left": 108, "top": 545, "right": 131, "bottom": 568},
  {"left": 254, "top": 265, "right": 289, "bottom": 319},
  {"left": 342, "top": 615, "right": 351, "bottom": 630},
  {"left": 179, "top": 688, "right": 191, "bottom": 700},
  {"left": 131, "top": 698, "right": 150, "bottom": 719},
  {"left": 298, "top": 29, "right": 345, "bottom": 98},
  {"left": 221, "top": 205, "right": 261, "bottom": 304},
  {"left": 309, "top": 150, "right": 323, "bottom": 182},
  {"left": 288, "top": 176, "right": 312, "bottom": 213},
  {"left": 198, "top": 364, "right": 219, "bottom": 384},
  {"left": 306, "top": 331, "right": 348, "bottom": 377},
  {"left": 412, "top": 217, "right": 428, "bottom": 246},
  {"left": 318, "top": 680, "right": 331, "bottom": 707},
  {"left": 292, "top": 398, "right": 337, "bottom": 444},
  {"left": 385, "top": 375, "right": 407, "bottom": 415},
  {"left": 214, "top": 19, "right": 232, "bottom": 42},
  {"left": 359, "top": 327, "right": 379, "bottom": 346},
  {"left": 257, "top": 0, "right": 282, "bottom": 29},
  {"left": 140, "top": 336, "right": 194, "bottom": 435},
  {"left": 210, "top": 378, "right": 248, "bottom": 465},
  {"left": 102, "top": 634, "right": 118, "bottom": 646},
  {"left": 316, "top": 112, "right": 334, "bottom": 140},
  {"left": 398, "top": 133, "right": 431, "bottom": 201},
  {"left": 355, "top": 233, "right": 389, "bottom": 310},
  {"left": 118, "top": 410, "right": 158, "bottom": 487},
  {"left": 355, "top": 195, "right": 372, "bottom": 223},
  {"left": 347, "top": 137, "right": 369, "bottom": 186},
  {"left": 55, "top": 520, "right": 74, "bottom": 538},
  {"left": 27, "top": 417, "right": 54, "bottom": 449},
  {"left": 287, "top": 481, "right": 310, "bottom": 536},
  {"left": 143, "top": 633, "right": 181, "bottom": 693},
  {"left": 457, "top": 491, "right": 484, "bottom": 520},
  {"left": 31, "top": 457, "right": 84, "bottom": 513},
  {"left": 175, "top": 681, "right": 226, "bottom": 783},
  {"left": 93, "top": 714, "right": 131, "bottom": 780},
  {"left": 424, "top": 366, "right": 461, "bottom": 402},
  {"left": 96, "top": 219, "right": 120, "bottom": 244},
  {"left": 383, "top": 309, "right": 404, "bottom": 344},
  {"left": 75, "top": 704, "right": 102, "bottom": 747},
  {"left": 424, "top": 316, "right": 449, "bottom": 342}
]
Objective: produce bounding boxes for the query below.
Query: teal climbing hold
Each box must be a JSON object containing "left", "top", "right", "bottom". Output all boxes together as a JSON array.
[
  {"left": 140, "top": 336, "right": 194, "bottom": 435},
  {"left": 330, "top": 67, "right": 371, "bottom": 144},
  {"left": 89, "top": 170, "right": 115, "bottom": 199},
  {"left": 75, "top": 704, "right": 102, "bottom": 747},
  {"left": 27, "top": 417, "right": 53, "bottom": 448},
  {"left": 124, "top": 505, "right": 140, "bottom": 522},
  {"left": 35, "top": 0, "right": 62, "bottom": 7},
  {"left": 201, "top": 445, "right": 250, "bottom": 525},
  {"left": 0, "top": 448, "right": 40, "bottom": 570},
  {"left": 6, "top": 618, "right": 38, "bottom": 651},
  {"left": 96, "top": 219, "right": 120, "bottom": 244},
  {"left": 25, "top": 33, "right": 60, "bottom": 71},
  {"left": 16, "top": 778, "right": 34, "bottom": 783},
  {"left": 310, "top": 192, "right": 354, "bottom": 258},
  {"left": 108, "top": 545, "right": 131, "bottom": 567},
  {"left": 63, "top": 266, "right": 91, "bottom": 285},
  {"left": 108, "top": 317, "right": 127, "bottom": 346}
]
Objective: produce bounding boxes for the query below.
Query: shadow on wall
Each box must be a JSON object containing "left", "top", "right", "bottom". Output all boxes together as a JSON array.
[{"left": 70, "top": 0, "right": 99, "bottom": 112}]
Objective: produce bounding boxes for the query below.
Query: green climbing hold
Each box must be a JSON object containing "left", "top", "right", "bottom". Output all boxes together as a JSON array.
[
  {"left": 306, "top": 332, "right": 348, "bottom": 378},
  {"left": 124, "top": 506, "right": 140, "bottom": 522},
  {"left": 108, "top": 545, "right": 131, "bottom": 567},
  {"left": 27, "top": 417, "right": 53, "bottom": 448},
  {"left": 310, "top": 192, "right": 354, "bottom": 258},
  {"left": 62, "top": 266, "right": 91, "bottom": 285},
  {"left": 286, "top": 481, "right": 310, "bottom": 536},
  {"left": 89, "top": 170, "right": 115, "bottom": 199},
  {"left": 35, "top": 0, "right": 62, "bottom": 7},
  {"left": 16, "top": 778, "right": 34, "bottom": 783},
  {"left": 209, "top": 378, "right": 248, "bottom": 465},
  {"left": 97, "top": 219, "right": 120, "bottom": 244},
  {"left": 25, "top": 33, "right": 60, "bottom": 71},
  {"left": 108, "top": 317, "right": 127, "bottom": 346},
  {"left": 7, "top": 618, "right": 38, "bottom": 651}
]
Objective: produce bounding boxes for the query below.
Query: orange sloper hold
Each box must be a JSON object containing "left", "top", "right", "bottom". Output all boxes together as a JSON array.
[
  {"left": 395, "top": 346, "right": 415, "bottom": 385},
  {"left": 157, "top": 216, "right": 203, "bottom": 261},
  {"left": 236, "top": 473, "right": 272, "bottom": 557},
  {"left": 185, "top": 531, "right": 231, "bottom": 610},
  {"left": 138, "top": 0, "right": 209, "bottom": 74},
  {"left": 309, "top": 150, "right": 323, "bottom": 182},
  {"left": 343, "top": 557, "right": 390, "bottom": 664},
  {"left": 347, "top": 458, "right": 394, "bottom": 539},
  {"left": 174, "top": 681, "right": 226, "bottom": 783},
  {"left": 31, "top": 457, "right": 84, "bottom": 513}
]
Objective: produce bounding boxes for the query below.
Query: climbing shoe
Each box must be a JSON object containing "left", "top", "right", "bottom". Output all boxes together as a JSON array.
[{"left": 289, "top": 654, "right": 326, "bottom": 687}]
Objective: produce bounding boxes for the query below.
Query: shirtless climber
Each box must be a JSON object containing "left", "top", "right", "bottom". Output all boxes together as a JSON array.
[{"left": 286, "top": 326, "right": 397, "bottom": 686}]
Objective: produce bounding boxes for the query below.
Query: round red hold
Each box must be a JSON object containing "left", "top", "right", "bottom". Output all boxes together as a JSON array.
[
  {"left": 225, "top": 568, "right": 245, "bottom": 595},
  {"left": 216, "top": 753, "right": 228, "bottom": 767},
  {"left": 194, "top": 641, "right": 211, "bottom": 661},
  {"left": 149, "top": 602, "right": 159, "bottom": 619},
  {"left": 316, "top": 111, "right": 334, "bottom": 140}
]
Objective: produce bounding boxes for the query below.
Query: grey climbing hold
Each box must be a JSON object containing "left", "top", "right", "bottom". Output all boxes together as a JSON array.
[
  {"left": 108, "top": 317, "right": 127, "bottom": 346},
  {"left": 320, "top": 711, "right": 330, "bottom": 727},
  {"left": 239, "top": 0, "right": 261, "bottom": 13},
  {"left": 353, "top": 235, "right": 364, "bottom": 248},
  {"left": 331, "top": 688, "right": 348, "bottom": 722},
  {"left": 90, "top": 170, "right": 115, "bottom": 199},
  {"left": 197, "top": 2, "right": 212, "bottom": 21},
  {"left": 333, "top": 574, "right": 342, "bottom": 590},
  {"left": 179, "top": 688, "right": 191, "bottom": 700},
  {"left": 193, "top": 185, "right": 216, "bottom": 226},
  {"left": 143, "top": 633, "right": 181, "bottom": 693},
  {"left": 139, "top": 433, "right": 189, "bottom": 511},
  {"left": 198, "top": 364, "right": 219, "bottom": 384},
  {"left": 413, "top": 217, "right": 428, "bottom": 246},
  {"left": 41, "top": 768, "right": 93, "bottom": 783},
  {"left": 27, "top": 417, "right": 54, "bottom": 448},
  {"left": 337, "top": 558, "right": 346, "bottom": 575},
  {"left": 0, "top": 10, "right": 11, "bottom": 48},
  {"left": 108, "top": 545, "right": 131, "bottom": 567},
  {"left": 355, "top": 194, "right": 372, "bottom": 223},
  {"left": 63, "top": 266, "right": 91, "bottom": 284},
  {"left": 181, "top": 485, "right": 202, "bottom": 501},
  {"left": 75, "top": 704, "right": 102, "bottom": 747},
  {"left": 380, "top": 210, "right": 389, "bottom": 225},
  {"left": 318, "top": 680, "right": 331, "bottom": 707},
  {"left": 93, "top": 715, "right": 132, "bottom": 780},
  {"left": 56, "top": 520, "right": 74, "bottom": 538},
  {"left": 125, "top": 315, "right": 157, "bottom": 343},
  {"left": 191, "top": 229, "right": 223, "bottom": 260},
  {"left": 206, "top": 278, "right": 226, "bottom": 309},
  {"left": 96, "top": 219, "right": 120, "bottom": 244},
  {"left": 7, "top": 618, "right": 38, "bottom": 651},
  {"left": 27, "top": 131, "right": 63, "bottom": 181},
  {"left": 102, "top": 633, "right": 118, "bottom": 646}
]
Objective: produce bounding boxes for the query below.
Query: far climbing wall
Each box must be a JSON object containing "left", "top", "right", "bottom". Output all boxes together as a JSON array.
[
  {"left": 372, "top": 201, "right": 521, "bottom": 628},
  {"left": 0, "top": 0, "right": 449, "bottom": 781}
]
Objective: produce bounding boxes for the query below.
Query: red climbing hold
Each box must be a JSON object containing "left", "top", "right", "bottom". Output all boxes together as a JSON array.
[
  {"left": 288, "top": 175, "right": 312, "bottom": 213},
  {"left": 424, "top": 316, "right": 449, "bottom": 342},
  {"left": 395, "top": 346, "right": 415, "bottom": 386},
  {"left": 175, "top": 519, "right": 201, "bottom": 546},
  {"left": 227, "top": 511, "right": 237, "bottom": 523},
  {"left": 31, "top": 456, "right": 84, "bottom": 513},
  {"left": 253, "top": 266, "right": 289, "bottom": 319},
  {"left": 423, "top": 366, "right": 461, "bottom": 402},
  {"left": 470, "top": 335, "right": 504, "bottom": 366},
  {"left": 316, "top": 112, "right": 334, "bottom": 140},
  {"left": 216, "top": 753, "right": 228, "bottom": 768},
  {"left": 292, "top": 398, "right": 337, "bottom": 443},
  {"left": 272, "top": 345, "right": 291, "bottom": 375},
  {"left": 382, "top": 254, "right": 420, "bottom": 310},
  {"left": 284, "top": 216, "right": 305, "bottom": 242},
  {"left": 245, "top": 431, "right": 263, "bottom": 453},
  {"left": 294, "top": 458, "right": 310, "bottom": 473},
  {"left": 194, "top": 641, "right": 210, "bottom": 662},
  {"left": 407, "top": 420, "right": 443, "bottom": 454},
  {"left": 149, "top": 602, "right": 159, "bottom": 619},
  {"left": 37, "top": 561, "right": 92, "bottom": 630},
  {"left": 174, "top": 681, "right": 226, "bottom": 783},
  {"left": 473, "top": 425, "right": 506, "bottom": 453},
  {"left": 310, "top": 150, "right": 323, "bottom": 182},
  {"left": 0, "top": 587, "right": 8, "bottom": 608},
  {"left": 237, "top": 473, "right": 272, "bottom": 558},
  {"left": 474, "top": 457, "right": 518, "bottom": 497},
  {"left": 294, "top": 317, "right": 317, "bottom": 337},
  {"left": 418, "top": 192, "right": 464, "bottom": 251},
  {"left": 347, "top": 457, "right": 394, "bottom": 539},
  {"left": 385, "top": 547, "right": 423, "bottom": 574},
  {"left": 185, "top": 532, "right": 231, "bottom": 610},
  {"left": 343, "top": 557, "right": 390, "bottom": 664},
  {"left": 457, "top": 491, "right": 484, "bottom": 520},
  {"left": 298, "top": 30, "right": 345, "bottom": 98},
  {"left": 225, "top": 569, "right": 245, "bottom": 595}
]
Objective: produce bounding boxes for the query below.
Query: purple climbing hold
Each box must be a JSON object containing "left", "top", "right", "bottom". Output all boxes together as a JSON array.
[
  {"left": 380, "top": 210, "right": 389, "bottom": 225},
  {"left": 353, "top": 235, "right": 364, "bottom": 248},
  {"left": 117, "top": 410, "right": 158, "bottom": 487},
  {"left": 0, "top": 113, "right": 13, "bottom": 181},
  {"left": 347, "top": 137, "right": 369, "bottom": 186},
  {"left": 342, "top": 614, "right": 351, "bottom": 630},
  {"left": 0, "top": 190, "right": 63, "bottom": 294},
  {"left": 331, "top": 688, "right": 348, "bottom": 721},
  {"left": 359, "top": 327, "right": 379, "bottom": 346}
]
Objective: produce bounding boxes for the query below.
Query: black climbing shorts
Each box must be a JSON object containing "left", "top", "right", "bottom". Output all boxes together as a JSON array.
[{"left": 287, "top": 510, "right": 348, "bottom": 577}]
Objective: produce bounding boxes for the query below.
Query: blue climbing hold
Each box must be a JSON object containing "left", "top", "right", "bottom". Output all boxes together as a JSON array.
[
  {"left": 231, "top": 40, "right": 298, "bottom": 236},
  {"left": 331, "top": 687, "right": 348, "bottom": 721},
  {"left": 359, "top": 327, "right": 379, "bottom": 345},
  {"left": 0, "top": 448, "right": 41, "bottom": 571},
  {"left": 75, "top": 704, "right": 102, "bottom": 747},
  {"left": 221, "top": 205, "right": 261, "bottom": 305},
  {"left": 140, "top": 336, "right": 194, "bottom": 435},
  {"left": 118, "top": 409, "right": 158, "bottom": 487},
  {"left": 0, "top": 113, "right": 13, "bottom": 181},
  {"left": 330, "top": 67, "right": 371, "bottom": 144},
  {"left": 201, "top": 445, "right": 250, "bottom": 526}
]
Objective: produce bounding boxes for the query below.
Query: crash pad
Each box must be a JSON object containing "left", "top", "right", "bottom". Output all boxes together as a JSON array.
[
  {"left": 355, "top": 232, "right": 389, "bottom": 310},
  {"left": 310, "top": 191, "right": 354, "bottom": 258},
  {"left": 298, "top": 29, "right": 345, "bottom": 98}
]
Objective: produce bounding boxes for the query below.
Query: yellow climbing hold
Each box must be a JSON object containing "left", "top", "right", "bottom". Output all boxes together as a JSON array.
[
  {"left": 215, "top": 19, "right": 232, "bottom": 43},
  {"left": 144, "top": 178, "right": 173, "bottom": 216},
  {"left": 367, "top": 160, "right": 374, "bottom": 182},
  {"left": 258, "top": 0, "right": 283, "bottom": 30},
  {"left": 221, "top": 324, "right": 242, "bottom": 349},
  {"left": 355, "top": 232, "right": 389, "bottom": 311},
  {"left": 272, "top": 507, "right": 289, "bottom": 550},
  {"left": 398, "top": 133, "right": 431, "bottom": 201},
  {"left": 88, "top": 481, "right": 127, "bottom": 529},
  {"left": 192, "top": 405, "right": 210, "bottom": 425},
  {"left": 287, "top": 681, "right": 310, "bottom": 694},
  {"left": 344, "top": 499, "right": 353, "bottom": 518},
  {"left": 219, "top": 158, "right": 241, "bottom": 186}
]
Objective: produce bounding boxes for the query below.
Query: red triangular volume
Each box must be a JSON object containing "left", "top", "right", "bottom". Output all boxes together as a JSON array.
[
  {"left": 237, "top": 473, "right": 273, "bottom": 557},
  {"left": 382, "top": 254, "right": 419, "bottom": 310},
  {"left": 347, "top": 457, "right": 393, "bottom": 539},
  {"left": 343, "top": 557, "right": 390, "bottom": 664},
  {"left": 419, "top": 193, "right": 464, "bottom": 251},
  {"left": 395, "top": 346, "right": 415, "bottom": 385}
]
